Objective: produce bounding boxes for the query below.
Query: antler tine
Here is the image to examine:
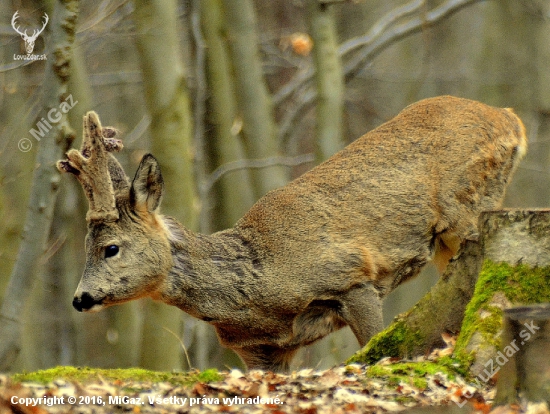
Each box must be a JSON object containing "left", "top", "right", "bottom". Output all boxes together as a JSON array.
[{"left": 57, "top": 111, "right": 128, "bottom": 222}]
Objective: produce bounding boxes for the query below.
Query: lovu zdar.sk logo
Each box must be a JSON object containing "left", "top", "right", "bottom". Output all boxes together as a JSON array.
[{"left": 12, "top": 10, "right": 48, "bottom": 61}]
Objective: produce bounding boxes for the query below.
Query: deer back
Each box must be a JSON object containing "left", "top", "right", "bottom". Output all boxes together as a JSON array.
[{"left": 233, "top": 96, "right": 526, "bottom": 296}]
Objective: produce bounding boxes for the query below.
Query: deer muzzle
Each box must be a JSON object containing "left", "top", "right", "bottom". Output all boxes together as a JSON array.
[{"left": 73, "top": 291, "right": 105, "bottom": 312}]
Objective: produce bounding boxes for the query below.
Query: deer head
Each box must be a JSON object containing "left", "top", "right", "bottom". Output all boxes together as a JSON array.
[
  {"left": 12, "top": 11, "right": 48, "bottom": 54},
  {"left": 57, "top": 112, "right": 174, "bottom": 312}
]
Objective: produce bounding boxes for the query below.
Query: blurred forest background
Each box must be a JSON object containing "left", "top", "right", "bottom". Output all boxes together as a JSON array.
[{"left": 0, "top": 0, "right": 548, "bottom": 373}]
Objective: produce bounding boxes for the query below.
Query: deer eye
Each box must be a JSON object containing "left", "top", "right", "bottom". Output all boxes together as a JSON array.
[{"left": 104, "top": 245, "right": 119, "bottom": 258}]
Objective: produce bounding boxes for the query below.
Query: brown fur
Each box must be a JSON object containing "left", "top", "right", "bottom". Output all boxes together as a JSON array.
[{"left": 59, "top": 96, "right": 527, "bottom": 371}]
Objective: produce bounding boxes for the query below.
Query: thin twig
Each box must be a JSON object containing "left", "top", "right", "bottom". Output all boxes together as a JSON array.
[
  {"left": 203, "top": 153, "right": 315, "bottom": 194},
  {"left": 278, "top": 89, "right": 316, "bottom": 147},
  {"left": 273, "top": 66, "right": 314, "bottom": 107},
  {"left": 39, "top": 235, "right": 67, "bottom": 265},
  {"left": 0, "top": 61, "right": 33, "bottom": 73},
  {"left": 77, "top": 0, "right": 131, "bottom": 34},
  {"left": 163, "top": 326, "right": 193, "bottom": 370}
]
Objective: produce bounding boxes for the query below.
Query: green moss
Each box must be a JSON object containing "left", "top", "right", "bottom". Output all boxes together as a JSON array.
[
  {"left": 196, "top": 368, "right": 224, "bottom": 383},
  {"left": 11, "top": 366, "right": 222, "bottom": 386},
  {"left": 394, "top": 395, "right": 418, "bottom": 404},
  {"left": 437, "top": 355, "right": 474, "bottom": 378},
  {"left": 455, "top": 260, "right": 550, "bottom": 355},
  {"left": 347, "top": 319, "right": 424, "bottom": 365},
  {"left": 364, "top": 361, "right": 457, "bottom": 390}
]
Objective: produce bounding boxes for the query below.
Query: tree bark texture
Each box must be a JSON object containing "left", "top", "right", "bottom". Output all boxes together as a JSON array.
[
  {"left": 0, "top": 0, "right": 79, "bottom": 372},
  {"left": 201, "top": 0, "right": 256, "bottom": 228},
  {"left": 494, "top": 304, "right": 550, "bottom": 406},
  {"left": 220, "top": 0, "right": 289, "bottom": 197},
  {"left": 307, "top": 0, "right": 345, "bottom": 162},
  {"left": 133, "top": 0, "right": 196, "bottom": 371},
  {"left": 454, "top": 210, "right": 550, "bottom": 378}
]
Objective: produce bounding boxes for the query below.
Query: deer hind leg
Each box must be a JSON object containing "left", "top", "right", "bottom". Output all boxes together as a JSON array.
[
  {"left": 338, "top": 283, "right": 383, "bottom": 347},
  {"left": 235, "top": 344, "right": 298, "bottom": 372}
]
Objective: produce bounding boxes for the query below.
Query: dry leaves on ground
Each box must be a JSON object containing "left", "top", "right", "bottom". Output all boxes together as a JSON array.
[
  {"left": 1, "top": 337, "right": 548, "bottom": 414},
  {"left": 0, "top": 363, "right": 537, "bottom": 414}
]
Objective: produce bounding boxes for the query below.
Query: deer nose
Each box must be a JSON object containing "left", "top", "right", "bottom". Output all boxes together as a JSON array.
[{"left": 73, "top": 292, "right": 100, "bottom": 312}]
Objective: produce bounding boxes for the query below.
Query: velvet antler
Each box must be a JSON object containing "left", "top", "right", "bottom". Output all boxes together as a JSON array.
[{"left": 57, "top": 111, "right": 129, "bottom": 222}]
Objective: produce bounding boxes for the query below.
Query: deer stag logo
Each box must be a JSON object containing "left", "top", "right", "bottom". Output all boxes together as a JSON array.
[{"left": 11, "top": 11, "right": 49, "bottom": 55}]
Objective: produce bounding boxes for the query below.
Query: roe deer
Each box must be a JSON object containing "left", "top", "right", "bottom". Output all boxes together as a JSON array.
[{"left": 57, "top": 96, "right": 527, "bottom": 371}]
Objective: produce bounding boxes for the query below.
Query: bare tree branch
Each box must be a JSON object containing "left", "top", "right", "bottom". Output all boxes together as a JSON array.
[
  {"left": 77, "top": 0, "right": 130, "bottom": 35},
  {"left": 0, "top": 61, "right": 31, "bottom": 72},
  {"left": 272, "top": 66, "right": 313, "bottom": 107},
  {"left": 343, "top": 0, "right": 484, "bottom": 81},
  {"left": 338, "top": 0, "right": 424, "bottom": 57},
  {"left": 203, "top": 153, "right": 315, "bottom": 194},
  {"left": 307, "top": 0, "right": 345, "bottom": 162},
  {"left": 273, "top": 0, "right": 424, "bottom": 106},
  {"left": 123, "top": 114, "right": 150, "bottom": 145},
  {"left": 278, "top": 89, "right": 316, "bottom": 148},
  {"left": 221, "top": 0, "right": 289, "bottom": 196},
  {"left": 276, "top": 0, "right": 485, "bottom": 143}
]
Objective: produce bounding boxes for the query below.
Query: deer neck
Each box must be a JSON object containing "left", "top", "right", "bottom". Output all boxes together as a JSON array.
[{"left": 157, "top": 216, "right": 257, "bottom": 322}]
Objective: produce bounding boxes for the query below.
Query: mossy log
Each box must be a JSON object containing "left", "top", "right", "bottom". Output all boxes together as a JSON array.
[
  {"left": 493, "top": 304, "right": 550, "bottom": 406},
  {"left": 349, "top": 210, "right": 550, "bottom": 367}
]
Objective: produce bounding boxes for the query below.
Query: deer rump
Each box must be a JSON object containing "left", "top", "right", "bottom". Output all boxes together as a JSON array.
[{"left": 58, "top": 96, "right": 527, "bottom": 371}]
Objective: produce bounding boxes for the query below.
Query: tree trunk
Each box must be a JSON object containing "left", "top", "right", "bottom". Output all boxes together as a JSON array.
[
  {"left": 220, "top": 0, "right": 288, "bottom": 197},
  {"left": 306, "top": 0, "right": 344, "bottom": 162},
  {"left": 65, "top": 37, "right": 127, "bottom": 370},
  {"left": 0, "top": 0, "right": 79, "bottom": 372},
  {"left": 23, "top": 188, "right": 74, "bottom": 369},
  {"left": 0, "top": 5, "right": 31, "bottom": 301},
  {"left": 454, "top": 210, "right": 550, "bottom": 378},
  {"left": 133, "top": 0, "right": 197, "bottom": 228},
  {"left": 201, "top": 0, "right": 256, "bottom": 228},
  {"left": 494, "top": 304, "right": 550, "bottom": 406},
  {"left": 133, "top": 0, "right": 196, "bottom": 371}
]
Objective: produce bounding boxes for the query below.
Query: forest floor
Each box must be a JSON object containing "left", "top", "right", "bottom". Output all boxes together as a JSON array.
[
  {"left": 1, "top": 345, "right": 548, "bottom": 414},
  {"left": 0, "top": 363, "right": 485, "bottom": 414}
]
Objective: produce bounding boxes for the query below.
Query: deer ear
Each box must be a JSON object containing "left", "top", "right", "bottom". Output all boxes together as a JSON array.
[{"left": 130, "top": 154, "right": 164, "bottom": 213}]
